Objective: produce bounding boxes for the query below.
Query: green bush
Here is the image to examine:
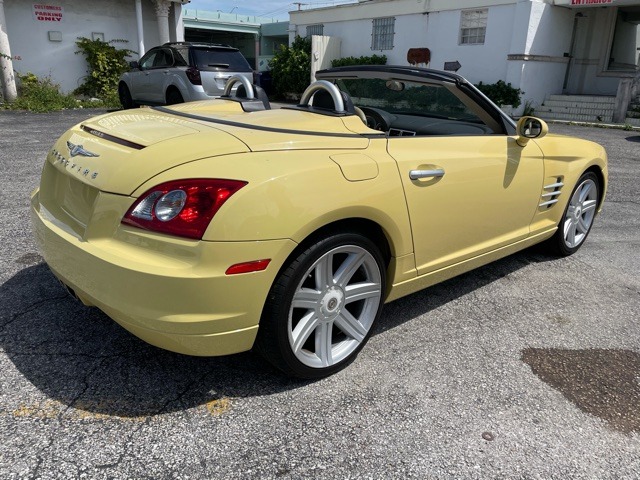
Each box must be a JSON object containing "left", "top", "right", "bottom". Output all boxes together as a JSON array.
[
  {"left": 75, "top": 37, "right": 134, "bottom": 103},
  {"left": 1, "top": 72, "right": 112, "bottom": 112},
  {"left": 3, "top": 73, "right": 77, "bottom": 112},
  {"left": 331, "top": 54, "right": 387, "bottom": 68},
  {"left": 475, "top": 80, "right": 523, "bottom": 108},
  {"left": 268, "top": 36, "right": 312, "bottom": 98}
]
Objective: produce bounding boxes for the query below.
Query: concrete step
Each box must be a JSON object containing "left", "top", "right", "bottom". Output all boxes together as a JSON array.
[
  {"left": 539, "top": 112, "right": 613, "bottom": 123},
  {"left": 540, "top": 94, "right": 617, "bottom": 123},
  {"left": 542, "top": 100, "right": 616, "bottom": 111},
  {"left": 537, "top": 105, "right": 615, "bottom": 116},
  {"left": 547, "top": 94, "right": 615, "bottom": 104}
]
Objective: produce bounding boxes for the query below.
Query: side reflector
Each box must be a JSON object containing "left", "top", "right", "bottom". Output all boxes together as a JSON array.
[{"left": 225, "top": 259, "right": 271, "bottom": 275}]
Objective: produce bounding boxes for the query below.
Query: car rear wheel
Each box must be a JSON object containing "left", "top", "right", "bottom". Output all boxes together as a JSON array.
[
  {"left": 118, "top": 83, "right": 137, "bottom": 109},
  {"left": 166, "top": 88, "right": 184, "bottom": 105},
  {"left": 256, "top": 232, "right": 385, "bottom": 379},
  {"left": 544, "top": 171, "right": 600, "bottom": 256}
]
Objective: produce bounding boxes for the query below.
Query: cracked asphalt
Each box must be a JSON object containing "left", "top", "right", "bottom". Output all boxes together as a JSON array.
[{"left": 1, "top": 109, "right": 639, "bottom": 479}]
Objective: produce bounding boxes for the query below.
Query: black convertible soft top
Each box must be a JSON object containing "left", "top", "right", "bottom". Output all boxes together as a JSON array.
[{"left": 316, "top": 65, "right": 467, "bottom": 85}]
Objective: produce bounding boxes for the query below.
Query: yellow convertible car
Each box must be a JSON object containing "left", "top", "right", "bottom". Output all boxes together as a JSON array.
[{"left": 31, "top": 66, "right": 608, "bottom": 378}]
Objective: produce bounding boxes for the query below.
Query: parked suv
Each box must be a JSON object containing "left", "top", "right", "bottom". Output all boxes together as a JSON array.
[{"left": 118, "top": 42, "right": 254, "bottom": 108}]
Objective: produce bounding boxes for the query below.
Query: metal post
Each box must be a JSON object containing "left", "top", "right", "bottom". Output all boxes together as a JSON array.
[
  {"left": 0, "top": 0, "right": 17, "bottom": 102},
  {"left": 136, "top": 0, "right": 145, "bottom": 57}
]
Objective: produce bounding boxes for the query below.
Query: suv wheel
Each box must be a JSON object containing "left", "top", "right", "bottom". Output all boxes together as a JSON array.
[
  {"left": 166, "top": 88, "right": 184, "bottom": 105},
  {"left": 118, "top": 83, "right": 137, "bottom": 109}
]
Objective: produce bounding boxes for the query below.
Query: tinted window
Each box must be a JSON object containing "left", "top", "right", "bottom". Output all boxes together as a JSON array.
[
  {"left": 153, "top": 49, "right": 173, "bottom": 68},
  {"left": 192, "top": 48, "right": 252, "bottom": 72},
  {"left": 173, "top": 47, "right": 189, "bottom": 67},
  {"left": 336, "top": 78, "right": 501, "bottom": 135},
  {"left": 338, "top": 79, "right": 483, "bottom": 122},
  {"left": 139, "top": 51, "right": 158, "bottom": 69}
]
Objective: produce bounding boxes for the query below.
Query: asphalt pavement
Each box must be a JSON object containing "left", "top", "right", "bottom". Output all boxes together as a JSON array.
[{"left": 0, "top": 109, "right": 639, "bottom": 479}]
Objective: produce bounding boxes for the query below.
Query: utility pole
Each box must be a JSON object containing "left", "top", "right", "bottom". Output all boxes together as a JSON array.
[
  {"left": 293, "top": 3, "right": 307, "bottom": 11},
  {"left": 0, "top": 0, "right": 17, "bottom": 102}
]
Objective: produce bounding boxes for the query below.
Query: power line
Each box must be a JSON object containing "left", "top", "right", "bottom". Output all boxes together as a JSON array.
[{"left": 258, "top": 0, "right": 358, "bottom": 17}]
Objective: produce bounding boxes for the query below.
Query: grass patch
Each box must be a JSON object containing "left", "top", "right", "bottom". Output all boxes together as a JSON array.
[{"left": 1, "top": 72, "right": 120, "bottom": 113}]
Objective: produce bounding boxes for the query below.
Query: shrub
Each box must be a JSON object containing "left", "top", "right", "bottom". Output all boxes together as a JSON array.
[
  {"left": 522, "top": 100, "right": 535, "bottom": 116},
  {"left": 3, "top": 73, "right": 78, "bottom": 112},
  {"left": 269, "top": 36, "right": 312, "bottom": 98},
  {"left": 75, "top": 37, "right": 134, "bottom": 103},
  {"left": 331, "top": 54, "right": 387, "bottom": 68},
  {"left": 475, "top": 80, "right": 522, "bottom": 108},
  {"left": 1, "top": 72, "right": 112, "bottom": 112}
]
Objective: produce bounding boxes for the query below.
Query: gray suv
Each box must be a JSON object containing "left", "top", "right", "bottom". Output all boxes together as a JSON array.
[{"left": 118, "top": 42, "right": 254, "bottom": 108}]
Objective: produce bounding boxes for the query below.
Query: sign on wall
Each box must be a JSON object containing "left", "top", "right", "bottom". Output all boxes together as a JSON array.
[
  {"left": 32, "top": 4, "right": 64, "bottom": 22},
  {"left": 570, "top": 0, "right": 613, "bottom": 4}
]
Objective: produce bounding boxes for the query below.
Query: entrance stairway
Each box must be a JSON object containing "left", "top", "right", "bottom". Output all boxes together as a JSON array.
[
  {"left": 537, "top": 94, "right": 616, "bottom": 123},
  {"left": 626, "top": 94, "right": 640, "bottom": 127}
]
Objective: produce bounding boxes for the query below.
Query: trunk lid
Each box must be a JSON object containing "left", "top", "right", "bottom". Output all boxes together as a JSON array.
[{"left": 44, "top": 108, "right": 250, "bottom": 196}]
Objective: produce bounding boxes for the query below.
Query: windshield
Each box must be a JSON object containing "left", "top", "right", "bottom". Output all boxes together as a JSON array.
[{"left": 335, "top": 78, "right": 484, "bottom": 123}]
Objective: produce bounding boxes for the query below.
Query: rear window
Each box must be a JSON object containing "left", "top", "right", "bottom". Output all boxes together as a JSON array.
[{"left": 192, "top": 48, "right": 252, "bottom": 72}]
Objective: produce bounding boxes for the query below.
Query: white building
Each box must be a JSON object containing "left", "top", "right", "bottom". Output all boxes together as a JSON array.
[
  {"left": 0, "top": 0, "right": 188, "bottom": 98},
  {"left": 291, "top": 0, "right": 640, "bottom": 122}
]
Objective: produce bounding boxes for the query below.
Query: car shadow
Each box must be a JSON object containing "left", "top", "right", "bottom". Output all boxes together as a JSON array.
[{"left": 1, "top": 248, "right": 554, "bottom": 419}]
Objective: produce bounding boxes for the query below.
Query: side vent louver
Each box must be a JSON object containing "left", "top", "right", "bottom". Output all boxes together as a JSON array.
[{"left": 539, "top": 178, "right": 564, "bottom": 208}]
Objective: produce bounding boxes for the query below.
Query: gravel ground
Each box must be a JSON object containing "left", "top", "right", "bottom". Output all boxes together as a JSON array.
[{"left": 0, "top": 109, "right": 638, "bottom": 479}]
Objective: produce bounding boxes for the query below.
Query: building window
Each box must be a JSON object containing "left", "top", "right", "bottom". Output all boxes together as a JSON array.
[
  {"left": 460, "top": 9, "right": 487, "bottom": 45},
  {"left": 371, "top": 17, "right": 395, "bottom": 51},
  {"left": 306, "top": 24, "right": 324, "bottom": 37}
]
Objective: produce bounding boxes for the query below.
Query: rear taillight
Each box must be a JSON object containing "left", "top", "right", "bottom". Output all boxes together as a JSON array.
[
  {"left": 122, "top": 179, "right": 247, "bottom": 240},
  {"left": 185, "top": 67, "right": 202, "bottom": 85}
]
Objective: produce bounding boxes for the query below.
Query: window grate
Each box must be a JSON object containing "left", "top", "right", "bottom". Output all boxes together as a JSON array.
[
  {"left": 460, "top": 9, "right": 487, "bottom": 45},
  {"left": 371, "top": 17, "right": 395, "bottom": 51},
  {"left": 306, "top": 24, "right": 324, "bottom": 37}
]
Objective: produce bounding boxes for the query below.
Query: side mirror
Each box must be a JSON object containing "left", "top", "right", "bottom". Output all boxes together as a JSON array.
[
  {"left": 516, "top": 116, "right": 548, "bottom": 147},
  {"left": 129, "top": 61, "right": 140, "bottom": 70}
]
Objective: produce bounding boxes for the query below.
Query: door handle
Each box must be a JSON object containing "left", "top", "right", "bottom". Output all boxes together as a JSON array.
[{"left": 409, "top": 168, "right": 445, "bottom": 180}]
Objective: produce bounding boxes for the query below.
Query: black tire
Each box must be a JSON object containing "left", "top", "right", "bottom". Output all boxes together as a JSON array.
[
  {"left": 543, "top": 171, "right": 600, "bottom": 256},
  {"left": 166, "top": 88, "right": 184, "bottom": 105},
  {"left": 118, "top": 83, "right": 137, "bottom": 109},
  {"left": 255, "top": 232, "right": 386, "bottom": 379}
]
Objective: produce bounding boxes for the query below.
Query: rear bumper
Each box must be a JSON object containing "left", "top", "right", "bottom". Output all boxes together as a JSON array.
[{"left": 31, "top": 189, "right": 296, "bottom": 356}]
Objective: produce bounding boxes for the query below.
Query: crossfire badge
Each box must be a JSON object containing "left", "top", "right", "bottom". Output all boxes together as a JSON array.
[{"left": 66, "top": 141, "right": 100, "bottom": 158}]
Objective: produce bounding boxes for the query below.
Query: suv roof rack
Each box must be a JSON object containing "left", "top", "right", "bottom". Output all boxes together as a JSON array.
[{"left": 163, "top": 41, "right": 235, "bottom": 49}]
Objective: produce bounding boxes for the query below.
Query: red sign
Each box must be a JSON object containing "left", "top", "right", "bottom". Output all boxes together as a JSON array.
[
  {"left": 570, "top": 0, "right": 613, "bottom": 5},
  {"left": 33, "top": 4, "right": 63, "bottom": 22}
]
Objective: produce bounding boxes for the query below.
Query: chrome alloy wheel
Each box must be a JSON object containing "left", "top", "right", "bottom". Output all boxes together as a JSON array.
[
  {"left": 563, "top": 178, "right": 598, "bottom": 249},
  {"left": 287, "top": 245, "right": 383, "bottom": 369}
]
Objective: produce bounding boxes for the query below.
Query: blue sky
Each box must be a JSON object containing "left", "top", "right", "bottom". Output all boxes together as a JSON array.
[{"left": 186, "top": 1, "right": 356, "bottom": 20}]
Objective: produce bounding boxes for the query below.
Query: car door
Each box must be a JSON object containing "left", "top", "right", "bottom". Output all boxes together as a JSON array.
[
  {"left": 144, "top": 48, "right": 175, "bottom": 103},
  {"left": 129, "top": 49, "right": 159, "bottom": 103},
  {"left": 383, "top": 84, "right": 543, "bottom": 275}
]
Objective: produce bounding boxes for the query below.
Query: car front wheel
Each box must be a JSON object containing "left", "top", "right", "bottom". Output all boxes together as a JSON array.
[
  {"left": 118, "top": 83, "right": 137, "bottom": 109},
  {"left": 546, "top": 171, "right": 600, "bottom": 256},
  {"left": 256, "top": 232, "right": 386, "bottom": 379}
]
